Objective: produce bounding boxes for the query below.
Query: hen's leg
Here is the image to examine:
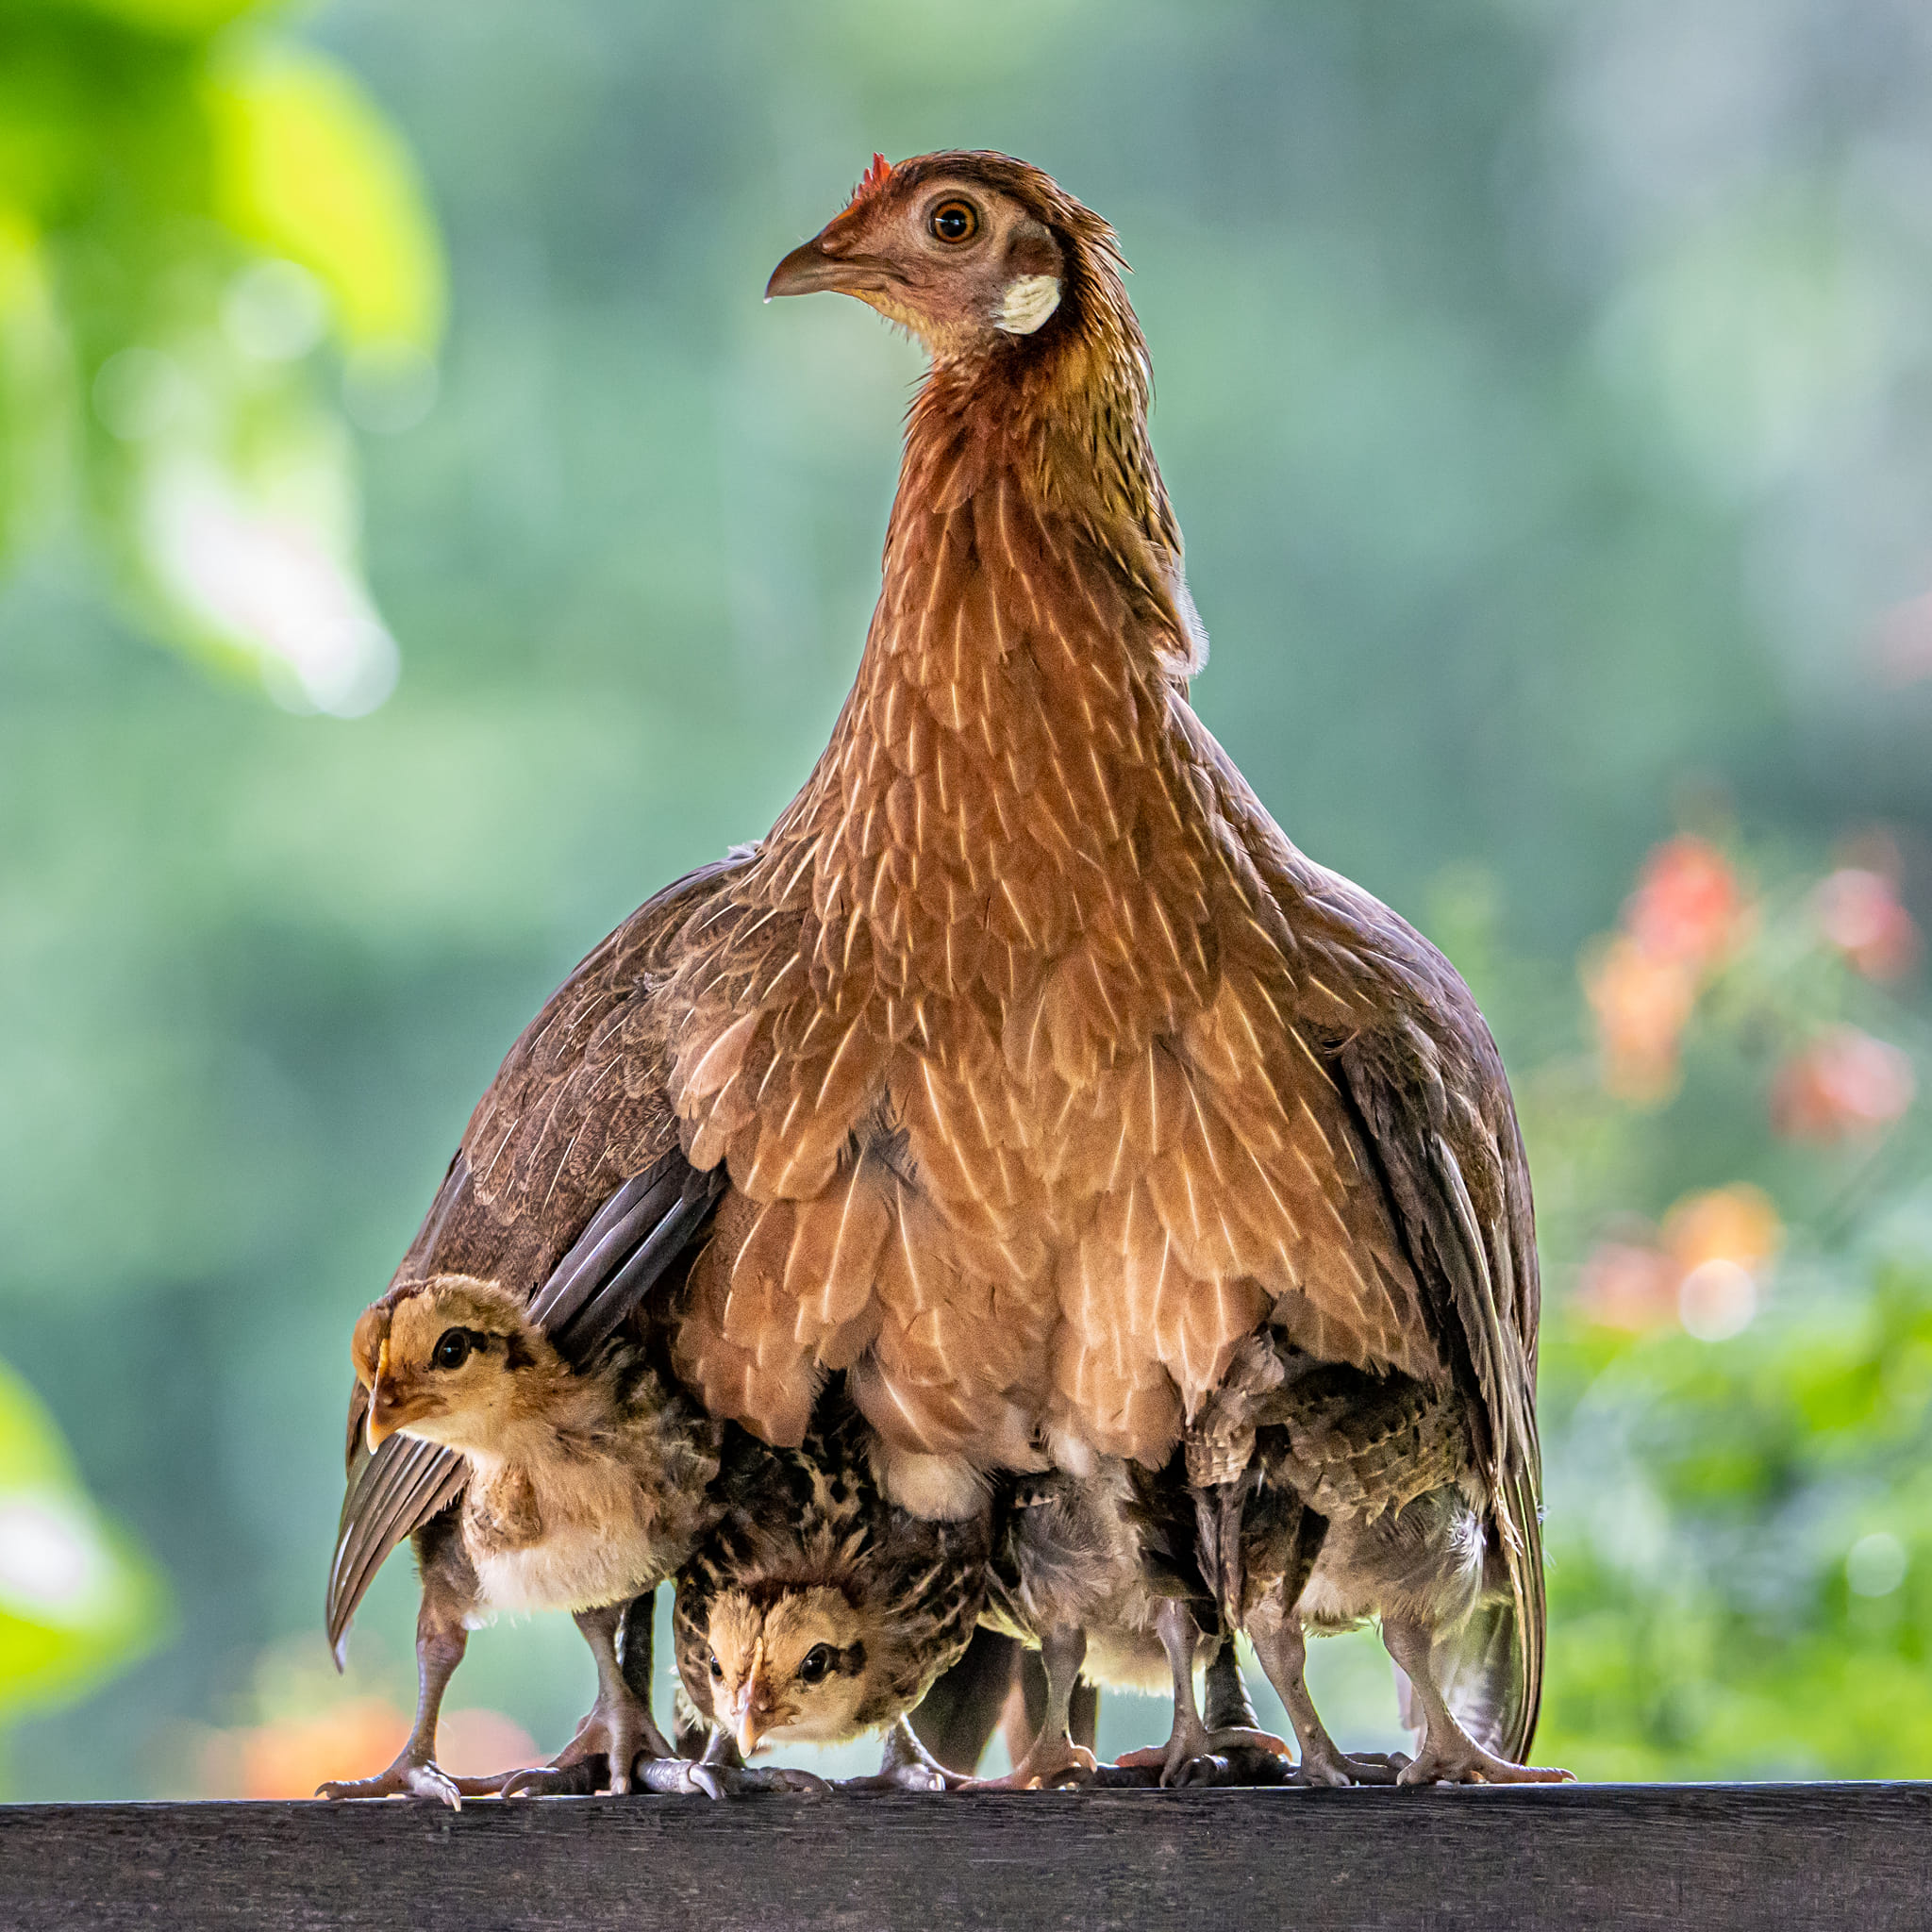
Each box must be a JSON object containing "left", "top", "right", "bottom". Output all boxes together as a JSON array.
[
  {"left": 1381, "top": 1617, "right": 1571, "bottom": 1786},
  {"left": 1114, "top": 1603, "right": 1291, "bottom": 1788},
  {"left": 318, "top": 1534, "right": 492, "bottom": 1806},
  {"left": 966, "top": 1625, "right": 1098, "bottom": 1790},
  {"left": 1247, "top": 1602, "right": 1404, "bottom": 1786}
]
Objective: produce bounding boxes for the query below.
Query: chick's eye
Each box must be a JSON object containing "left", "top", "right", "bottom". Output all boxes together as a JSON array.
[
  {"left": 708, "top": 1654, "right": 724, "bottom": 1680},
  {"left": 431, "top": 1329, "right": 474, "bottom": 1371},
  {"left": 798, "top": 1644, "right": 833, "bottom": 1686},
  {"left": 928, "top": 199, "right": 978, "bottom": 244}
]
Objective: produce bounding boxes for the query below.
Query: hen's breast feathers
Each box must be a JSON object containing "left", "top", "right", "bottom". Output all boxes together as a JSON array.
[{"left": 661, "top": 462, "right": 1465, "bottom": 1481}]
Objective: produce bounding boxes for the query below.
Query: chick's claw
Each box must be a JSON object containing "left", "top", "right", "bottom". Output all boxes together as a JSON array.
[
  {"left": 1115, "top": 1721, "right": 1292, "bottom": 1790},
  {"left": 1398, "top": 1743, "right": 1573, "bottom": 1788},
  {"left": 316, "top": 1757, "right": 493, "bottom": 1808},
  {"left": 638, "top": 1757, "right": 828, "bottom": 1799},
  {"left": 964, "top": 1738, "right": 1097, "bottom": 1791},
  {"left": 1292, "top": 1745, "right": 1408, "bottom": 1789},
  {"left": 498, "top": 1757, "right": 607, "bottom": 1799}
]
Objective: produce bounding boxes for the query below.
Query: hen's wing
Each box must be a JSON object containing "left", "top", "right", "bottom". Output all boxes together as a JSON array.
[
  {"left": 1188, "top": 711, "right": 1543, "bottom": 1760},
  {"left": 325, "top": 856, "right": 748, "bottom": 1663},
  {"left": 1329, "top": 1008, "right": 1542, "bottom": 1761}
]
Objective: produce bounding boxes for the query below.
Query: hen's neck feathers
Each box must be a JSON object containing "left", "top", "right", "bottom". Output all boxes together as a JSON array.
[{"left": 774, "top": 247, "right": 1207, "bottom": 906}]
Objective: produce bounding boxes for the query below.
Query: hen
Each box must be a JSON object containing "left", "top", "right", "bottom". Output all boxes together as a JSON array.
[{"left": 325, "top": 147, "right": 1551, "bottom": 1790}]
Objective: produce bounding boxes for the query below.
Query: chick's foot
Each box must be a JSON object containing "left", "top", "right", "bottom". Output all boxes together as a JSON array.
[
  {"left": 641, "top": 1757, "right": 829, "bottom": 1799},
  {"left": 316, "top": 1750, "right": 501, "bottom": 1807},
  {"left": 1291, "top": 1741, "right": 1409, "bottom": 1788},
  {"left": 839, "top": 1716, "right": 965, "bottom": 1792},
  {"left": 1114, "top": 1715, "right": 1292, "bottom": 1790},
  {"left": 1397, "top": 1740, "right": 1572, "bottom": 1787},
  {"left": 964, "top": 1732, "right": 1097, "bottom": 1791}
]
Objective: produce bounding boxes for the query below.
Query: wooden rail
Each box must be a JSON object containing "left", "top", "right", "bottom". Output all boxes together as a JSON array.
[{"left": 2, "top": 1783, "right": 1925, "bottom": 1930}]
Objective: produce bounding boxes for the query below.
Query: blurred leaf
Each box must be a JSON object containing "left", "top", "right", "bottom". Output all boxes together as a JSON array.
[
  {"left": 0, "top": 1358, "right": 171, "bottom": 1739},
  {"left": 205, "top": 42, "right": 444, "bottom": 348}
]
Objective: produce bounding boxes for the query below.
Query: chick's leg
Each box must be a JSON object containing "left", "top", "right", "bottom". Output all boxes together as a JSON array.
[
  {"left": 318, "top": 1544, "right": 492, "bottom": 1807},
  {"left": 1246, "top": 1599, "right": 1404, "bottom": 1787},
  {"left": 1380, "top": 1617, "right": 1571, "bottom": 1787},
  {"left": 500, "top": 1596, "right": 676, "bottom": 1796},
  {"left": 1113, "top": 1601, "right": 1291, "bottom": 1788},
  {"left": 965, "top": 1625, "right": 1099, "bottom": 1790}
]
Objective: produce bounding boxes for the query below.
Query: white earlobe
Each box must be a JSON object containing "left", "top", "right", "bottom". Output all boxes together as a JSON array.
[{"left": 996, "top": 275, "right": 1062, "bottom": 335}]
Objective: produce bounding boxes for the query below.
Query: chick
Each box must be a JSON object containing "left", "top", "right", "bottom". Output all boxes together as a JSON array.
[
  {"left": 673, "top": 1401, "right": 991, "bottom": 1790},
  {"left": 973, "top": 1462, "right": 1290, "bottom": 1790},
  {"left": 320, "top": 1270, "right": 722, "bottom": 1803},
  {"left": 1190, "top": 1337, "right": 1569, "bottom": 1785}
]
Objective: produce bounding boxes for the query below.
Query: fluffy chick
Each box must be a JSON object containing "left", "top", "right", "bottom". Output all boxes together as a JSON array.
[
  {"left": 1190, "top": 1337, "right": 1569, "bottom": 1786},
  {"left": 319, "top": 1275, "right": 721, "bottom": 1803},
  {"left": 974, "top": 1461, "right": 1288, "bottom": 1790},
  {"left": 674, "top": 1403, "right": 991, "bottom": 1790}
]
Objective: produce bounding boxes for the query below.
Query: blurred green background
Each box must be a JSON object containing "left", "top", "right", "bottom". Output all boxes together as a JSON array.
[{"left": 6, "top": 0, "right": 1932, "bottom": 1796}]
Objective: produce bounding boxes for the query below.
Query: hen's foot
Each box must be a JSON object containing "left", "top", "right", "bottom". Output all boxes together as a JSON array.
[
  {"left": 317, "top": 1755, "right": 497, "bottom": 1807},
  {"left": 1292, "top": 1742, "right": 1410, "bottom": 1788},
  {"left": 1398, "top": 1740, "right": 1572, "bottom": 1787},
  {"left": 1115, "top": 1718, "right": 1292, "bottom": 1790},
  {"left": 965, "top": 1733, "right": 1097, "bottom": 1791}
]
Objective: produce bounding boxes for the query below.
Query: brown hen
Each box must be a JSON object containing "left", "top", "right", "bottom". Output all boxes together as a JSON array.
[{"left": 327, "top": 148, "right": 1547, "bottom": 1780}]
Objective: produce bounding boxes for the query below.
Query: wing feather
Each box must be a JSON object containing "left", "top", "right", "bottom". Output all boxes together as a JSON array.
[{"left": 325, "top": 857, "right": 751, "bottom": 1662}]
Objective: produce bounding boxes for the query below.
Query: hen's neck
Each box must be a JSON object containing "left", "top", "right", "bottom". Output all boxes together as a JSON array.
[{"left": 775, "top": 326, "right": 1206, "bottom": 898}]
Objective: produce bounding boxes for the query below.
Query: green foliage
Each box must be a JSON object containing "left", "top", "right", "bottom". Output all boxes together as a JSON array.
[
  {"left": 0, "top": 0, "right": 442, "bottom": 707},
  {"left": 0, "top": 1357, "right": 170, "bottom": 1752}
]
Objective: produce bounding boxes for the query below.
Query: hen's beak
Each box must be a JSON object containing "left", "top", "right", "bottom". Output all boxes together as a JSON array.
[{"left": 765, "top": 239, "right": 901, "bottom": 302}]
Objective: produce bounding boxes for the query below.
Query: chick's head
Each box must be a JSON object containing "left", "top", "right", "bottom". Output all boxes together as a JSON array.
[
  {"left": 351, "top": 1276, "right": 559, "bottom": 1459},
  {"left": 767, "top": 150, "right": 1131, "bottom": 363},
  {"left": 701, "top": 1585, "right": 873, "bottom": 1758}
]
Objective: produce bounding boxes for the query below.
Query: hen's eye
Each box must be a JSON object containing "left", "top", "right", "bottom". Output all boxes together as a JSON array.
[
  {"left": 708, "top": 1654, "right": 724, "bottom": 1680},
  {"left": 928, "top": 199, "right": 978, "bottom": 244},
  {"left": 798, "top": 1643, "right": 833, "bottom": 1686},
  {"left": 431, "top": 1329, "right": 474, "bottom": 1371}
]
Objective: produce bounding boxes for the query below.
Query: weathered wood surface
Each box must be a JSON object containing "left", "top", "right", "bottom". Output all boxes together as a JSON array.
[{"left": 0, "top": 1783, "right": 1923, "bottom": 1931}]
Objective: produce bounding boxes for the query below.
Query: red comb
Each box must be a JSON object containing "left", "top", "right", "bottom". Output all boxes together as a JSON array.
[{"left": 850, "top": 153, "right": 893, "bottom": 205}]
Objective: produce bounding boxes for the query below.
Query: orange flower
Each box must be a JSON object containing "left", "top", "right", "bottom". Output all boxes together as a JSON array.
[
  {"left": 1624, "top": 836, "right": 1746, "bottom": 969},
  {"left": 1583, "top": 933, "right": 1697, "bottom": 1101},
  {"left": 1660, "top": 1183, "right": 1782, "bottom": 1274},
  {"left": 1771, "top": 1026, "right": 1915, "bottom": 1141},
  {"left": 1814, "top": 869, "right": 1919, "bottom": 982},
  {"left": 1577, "top": 1186, "right": 1781, "bottom": 1341},
  {"left": 1575, "top": 1238, "right": 1680, "bottom": 1331},
  {"left": 237, "top": 1699, "right": 408, "bottom": 1800},
  {"left": 199, "top": 1700, "right": 538, "bottom": 1799}
]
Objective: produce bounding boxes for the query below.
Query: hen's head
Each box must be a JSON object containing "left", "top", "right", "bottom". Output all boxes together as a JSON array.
[
  {"left": 767, "top": 150, "right": 1131, "bottom": 365},
  {"left": 687, "top": 1584, "right": 876, "bottom": 1757},
  {"left": 351, "top": 1276, "right": 559, "bottom": 1458}
]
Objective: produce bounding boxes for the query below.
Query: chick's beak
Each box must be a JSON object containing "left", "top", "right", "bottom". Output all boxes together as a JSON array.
[
  {"left": 365, "top": 1341, "right": 401, "bottom": 1451},
  {"left": 731, "top": 1675, "right": 775, "bottom": 1760},
  {"left": 764, "top": 237, "right": 900, "bottom": 303}
]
